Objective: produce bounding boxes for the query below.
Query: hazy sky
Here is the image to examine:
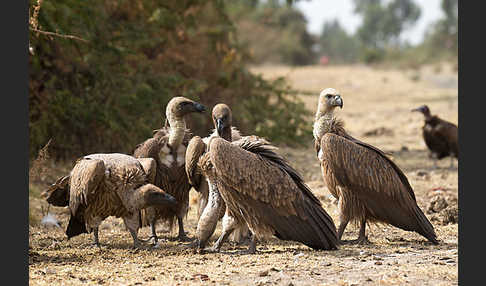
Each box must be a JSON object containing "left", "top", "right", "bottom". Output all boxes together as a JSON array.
[{"left": 295, "top": 0, "right": 444, "bottom": 45}]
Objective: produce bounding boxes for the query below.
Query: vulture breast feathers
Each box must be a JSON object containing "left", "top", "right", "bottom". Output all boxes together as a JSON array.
[
  {"left": 318, "top": 132, "right": 438, "bottom": 244},
  {"left": 200, "top": 136, "right": 339, "bottom": 251}
]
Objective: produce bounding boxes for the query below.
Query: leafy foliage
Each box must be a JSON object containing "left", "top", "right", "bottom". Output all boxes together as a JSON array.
[
  {"left": 225, "top": 0, "right": 317, "bottom": 66},
  {"left": 29, "top": 0, "right": 312, "bottom": 160}
]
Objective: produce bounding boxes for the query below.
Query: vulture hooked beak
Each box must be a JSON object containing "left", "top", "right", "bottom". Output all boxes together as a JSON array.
[
  {"left": 411, "top": 107, "right": 423, "bottom": 113},
  {"left": 333, "top": 95, "right": 343, "bottom": 108},
  {"left": 216, "top": 118, "right": 224, "bottom": 136},
  {"left": 193, "top": 102, "right": 207, "bottom": 113}
]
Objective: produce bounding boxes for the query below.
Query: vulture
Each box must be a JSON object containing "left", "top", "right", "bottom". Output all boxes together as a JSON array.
[
  {"left": 189, "top": 135, "right": 339, "bottom": 253},
  {"left": 185, "top": 103, "right": 250, "bottom": 253},
  {"left": 133, "top": 96, "right": 206, "bottom": 243},
  {"left": 41, "top": 153, "right": 177, "bottom": 248},
  {"left": 313, "top": 88, "right": 438, "bottom": 245},
  {"left": 412, "top": 105, "right": 458, "bottom": 168}
]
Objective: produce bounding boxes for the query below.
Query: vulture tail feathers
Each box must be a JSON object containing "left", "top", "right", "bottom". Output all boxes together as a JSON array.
[{"left": 410, "top": 204, "right": 439, "bottom": 244}]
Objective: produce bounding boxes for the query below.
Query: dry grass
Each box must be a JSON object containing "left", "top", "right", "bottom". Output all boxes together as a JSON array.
[{"left": 29, "top": 63, "right": 458, "bottom": 285}]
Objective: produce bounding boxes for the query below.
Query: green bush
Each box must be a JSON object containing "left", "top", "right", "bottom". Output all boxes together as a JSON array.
[{"left": 29, "top": 0, "right": 312, "bottom": 161}]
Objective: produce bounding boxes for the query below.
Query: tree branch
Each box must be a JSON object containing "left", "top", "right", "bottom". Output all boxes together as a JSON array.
[{"left": 30, "top": 28, "right": 89, "bottom": 43}]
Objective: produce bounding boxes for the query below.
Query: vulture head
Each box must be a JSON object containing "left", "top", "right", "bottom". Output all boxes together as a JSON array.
[
  {"left": 212, "top": 103, "right": 233, "bottom": 140},
  {"left": 166, "top": 96, "right": 206, "bottom": 119},
  {"left": 138, "top": 184, "right": 177, "bottom": 209},
  {"left": 316, "top": 88, "right": 343, "bottom": 119},
  {"left": 41, "top": 175, "right": 70, "bottom": 207},
  {"left": 411, "top": 105, "right": 431, "bottom": 117}
]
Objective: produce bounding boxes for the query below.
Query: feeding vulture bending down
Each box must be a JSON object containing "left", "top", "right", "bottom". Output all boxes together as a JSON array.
[
  {"left": 133, "top": 96, "right": 206, "bottom": 243},
  {"left": 185, "top": 103, "right": 250, "bottom": 253},
  {"left": 412, "top": 105, "right": 458, "bottom": 168},
  {"left": 313, "top": 88, "right": 438, "bottom": 245},
  {"left": 191, "top": 135, "right": 339, "bottom": 253},
  {"left": 41, "top": 153, "right": 177, "bottom": 248}
]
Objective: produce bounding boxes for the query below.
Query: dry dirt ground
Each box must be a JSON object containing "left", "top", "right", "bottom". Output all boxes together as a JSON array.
[{"left": 29, "top": 63, "right": 458, "bottom": 285}]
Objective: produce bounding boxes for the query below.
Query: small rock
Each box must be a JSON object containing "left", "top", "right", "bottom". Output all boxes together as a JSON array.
[
  {"left": 259, "top": 270, "right": 269, "bottom": 277},
  {"left": 374, "top": 261, "right": 382, "bottom": 265}
]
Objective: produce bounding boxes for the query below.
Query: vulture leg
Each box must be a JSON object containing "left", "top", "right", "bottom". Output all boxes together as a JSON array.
[
  {"left": 346, "top": 219, "right": 371, "bottom": 245},
  {"left": 150, "top": 221, "right": 158, "bottom": 244},
  {"left": 336, "top": 197, "right": 349, "bottom": 241},
  {"left": 195, "top": 183, "right": 226, "bottom": 253},
  {"left": 336, "top": 219, "right": 349, "bottom": 242},
  {"left": 176, "top": 217, "right": 192, "bottom": 242},
  {"left": 92, "top": 227, "right": 100, "bottom": 248},
  {"left": 244, "top": 233, "right": 257, "bottom": 254},
  {"left": 204, "top": 213, "right": 239, "bottom": 253},
  {"left": 123, "top": 214, "right": 142, "bottom": 249}
]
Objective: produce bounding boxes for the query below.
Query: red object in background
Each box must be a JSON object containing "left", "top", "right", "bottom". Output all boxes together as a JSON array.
[{"left": 320, "top": 56, "right": 329, "bottom": 65}]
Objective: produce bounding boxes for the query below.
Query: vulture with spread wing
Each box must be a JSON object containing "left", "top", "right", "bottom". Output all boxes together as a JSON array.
[
  {"left": 412, "top": 105, "right": 458, "bottom": 168},
  {"left": 133, "top": 96, "right": 206, "bottom": 243},
  {"left": 41, "top": 153, "right": 176, "bottom": 248},
  {"left": 313, "top": 88, "right": 438, "bottom": 245},
  {"left": 191, "top": 135, "right": 339, "bottom": 253},
  {"left": 185, "top": 103, "right": 250, "bottom": 253}
]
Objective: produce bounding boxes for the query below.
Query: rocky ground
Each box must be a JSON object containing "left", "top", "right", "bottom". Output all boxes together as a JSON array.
[{"left": 29, "top": 63, "right": 458, "bottom": 285}]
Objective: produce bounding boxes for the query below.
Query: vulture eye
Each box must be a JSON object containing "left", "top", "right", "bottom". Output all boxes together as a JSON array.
[{"left": 325, "top": 94, "right": 332, "bottom": 99}]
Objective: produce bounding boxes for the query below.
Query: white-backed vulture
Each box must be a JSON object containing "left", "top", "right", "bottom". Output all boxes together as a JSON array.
[
  {"left": 185, "top": 103, "right": 250, "bottom": 253},
  {"left": 41, "top": 153, "right": 177, "bottom": 248},
  {"left": 412, "top": 105, "right": 458, "bottom": 168},
  {"left": 192, "top": 135, "right": 339, "bottom": 253},
  {"left": 133, "top": 96, "right": 206, "bottom": 243},
  {"left": 313, "top": 88, "right": 438, "bottom": 245}
]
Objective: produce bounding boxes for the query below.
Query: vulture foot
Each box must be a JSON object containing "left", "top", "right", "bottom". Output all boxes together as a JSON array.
[
  {"left": 342, "top": 236, "right": 371, "bottom": 245},
  {"left": 176, "top": 233, "right": 194, "bottom": 242}
]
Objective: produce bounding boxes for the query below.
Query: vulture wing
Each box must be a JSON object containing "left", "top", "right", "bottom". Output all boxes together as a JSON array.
[
  {"left": 185, "top": 136, "right": 207, "bottom": 187},
  {"left": 69, "top": 157, "right": 106, "bottom": 216},
  {"left": 206, "top": 136, "right": 339, "bottom": 250},
  {"left": 319, "top": 133, "right": 437, "bottom": 244}
]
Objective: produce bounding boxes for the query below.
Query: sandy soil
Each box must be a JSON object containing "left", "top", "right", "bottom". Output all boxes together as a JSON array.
[{"left": 29, "top": 63, "right": 458, "bottom": 285}]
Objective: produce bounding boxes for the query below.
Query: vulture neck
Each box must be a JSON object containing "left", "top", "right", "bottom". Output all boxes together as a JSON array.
[
  {"left": 218, "top": 127, "right": 232, "bottom": 142},
  {"left": 313, "top": 110, "right": 338, "bottom": 140},
  {"left": 167, "top": 113, "right": 186, "bottom": 148}
]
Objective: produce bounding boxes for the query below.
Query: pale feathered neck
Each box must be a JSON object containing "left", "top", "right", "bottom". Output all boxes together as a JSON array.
[
  {"left": 313, "top": 110, "right": 344, "bottom": 141},
  {"left": 166, "top": 113, "right": 186, "bottom": 148}
]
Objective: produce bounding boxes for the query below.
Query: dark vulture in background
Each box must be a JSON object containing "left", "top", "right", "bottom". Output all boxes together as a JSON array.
[
  {"left": 185, "top": 103, "right": 250, "bottom": 253},
  {"left": 313, "top": 88, "right": 438, "bottom": 245},
  {"left": 41, "top": 153, "right": 176, "bottom": 248},
  {"left": 412, "top": 105, "right": 458, "bottom": 168},
  {"left": 191, "top": 135, "right": 339, "bottom": 253},
  {"left": 133, "top": 96, "right": 206, "bottom": 243}
]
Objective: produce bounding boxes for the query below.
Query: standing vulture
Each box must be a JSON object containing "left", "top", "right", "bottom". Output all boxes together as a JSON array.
[
  {"left": 133, "top": 96, "right": 206, "bottom": 243},
  {"left": 185, "top": 103, "right": 250, "bottom": 253},
  {"left": 190, "top": 135, "right": 339, "bottom": 253},
  {"left": 313, "top": 88, "right": 438, "bottom": 245},
  {"left": 41, "top": 153, "right": 177, "bottom": 248},
  {"left": 412, "top": 105, "right": 458, "bottom": 168}
]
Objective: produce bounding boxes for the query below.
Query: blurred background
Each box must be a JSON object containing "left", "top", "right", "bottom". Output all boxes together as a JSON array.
[{"left": 28, "top": 0, "right": 458, "bottom": 160}]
